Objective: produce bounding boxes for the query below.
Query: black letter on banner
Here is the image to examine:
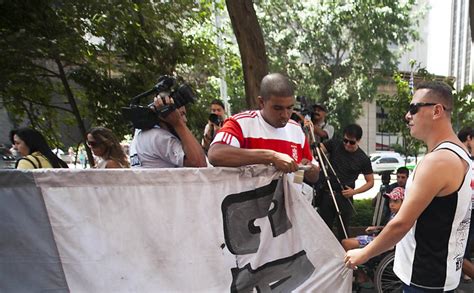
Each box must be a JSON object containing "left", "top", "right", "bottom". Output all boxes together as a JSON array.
[
  {"left": 221, "top": 179, "right": 292, "bottom": 255},
  {"left": 230, "top": 250, "right": 315, "bottom": 292}
]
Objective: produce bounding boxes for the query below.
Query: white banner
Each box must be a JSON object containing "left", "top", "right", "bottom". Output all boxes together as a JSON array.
[{"left": 0, "top": 166, "right": 351, "bottom": 292}]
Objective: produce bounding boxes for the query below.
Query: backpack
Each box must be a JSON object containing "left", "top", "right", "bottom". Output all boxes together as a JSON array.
[{"left": 15, "top": 154, "right": 43, "bottom": 169}]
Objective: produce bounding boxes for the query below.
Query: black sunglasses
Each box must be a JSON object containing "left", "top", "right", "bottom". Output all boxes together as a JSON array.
[
  {"left": 343, "top": 138, "right": 357, "bottom": 145},
  {"left": 86, "top": 140, "right": 101, "bottom": 148},
  {"left": 408, "top": 102, "right": 447, "bottom": 115}
]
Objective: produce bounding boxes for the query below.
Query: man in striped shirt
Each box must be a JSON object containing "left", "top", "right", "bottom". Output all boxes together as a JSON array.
[{"left": 208, "top": 73, "right": 319, "bottom": 184}]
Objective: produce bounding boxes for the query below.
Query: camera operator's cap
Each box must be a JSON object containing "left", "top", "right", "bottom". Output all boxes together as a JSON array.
[
  {"left": 312, "top": 103, "right": 327, "bottom": 112},
  {"left": 385, "top": 187, "right": 405, "bottom": 200}
]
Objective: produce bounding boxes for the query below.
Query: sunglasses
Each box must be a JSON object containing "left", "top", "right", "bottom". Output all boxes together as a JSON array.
[
  {"left": 343, "top": 138, "right": 357, "bottom": 145},
  {"left": 408, "top": 102, "right": 447, "bottom": 115},
  {"left": 86, "top": 140, "right": 101, "bottom": 148}
]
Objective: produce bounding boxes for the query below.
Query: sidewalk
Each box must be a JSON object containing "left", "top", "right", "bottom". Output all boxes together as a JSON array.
[
  {"left": 67, "top": 163, "right": 90, "bottom": 169},
  {"left": 359, "top": 277, "right": 474, "bottom": 293}
]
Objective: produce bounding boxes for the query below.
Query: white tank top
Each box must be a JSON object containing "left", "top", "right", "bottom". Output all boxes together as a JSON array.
[{"left": 393, "top": 142, "right": 472, "bottom": 290}]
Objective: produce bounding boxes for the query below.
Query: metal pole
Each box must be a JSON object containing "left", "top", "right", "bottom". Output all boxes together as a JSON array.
[
  {"left": 315, "top": 146, "right": 349, "bottom": 239},
  {"left": 319, "top": 150, "right": 357, "bottom": 214},
  {"left": 213, "top": 1, "right": 231, "bottom": 116},
  {"left": 305, "top": 125, "right": 349, "bottom": 239}
]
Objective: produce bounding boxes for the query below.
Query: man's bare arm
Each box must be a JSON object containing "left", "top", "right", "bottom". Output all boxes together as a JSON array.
[
  {"left": 156, "top": 96, "right": 206, "bottom": 168},
  {"left": 313, "top": 126, "right": 328, "bottom": 139},
  {"left": 342, "top": 173, "right": 374, "bottom": 198},
  {"left": 174, "top": 123, "right": 207, "bottom": 167},
  {"left": 344, "top": 151, "right": 466, "bottom": 266},
  {"left": 208, "top": 143, "right": 298, "bottom": 173}
]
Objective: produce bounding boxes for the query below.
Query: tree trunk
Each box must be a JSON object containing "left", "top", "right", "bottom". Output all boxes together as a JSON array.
[
  {"left": 55, "top": 57, "right": 95, "bottom": 167},
  {"left": 226, "top": 0, "right": 268, "bottom": 109}
]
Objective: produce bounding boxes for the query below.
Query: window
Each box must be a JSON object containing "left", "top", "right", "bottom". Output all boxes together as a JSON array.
[
  {"left": 371, "top": 156, "right": 381, "bottom": 162},
  {"left": 379, "top": 157, "right": 399, "bottom": 164}
]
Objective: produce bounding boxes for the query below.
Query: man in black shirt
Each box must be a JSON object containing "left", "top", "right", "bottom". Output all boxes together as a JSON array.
[{"left": 317, "top": 123, "right": 374, "bottom": 241}]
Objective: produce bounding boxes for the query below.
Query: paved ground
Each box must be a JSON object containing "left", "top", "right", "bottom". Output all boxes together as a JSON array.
[{"left": 357, "top": 278, "right": 474, "bottom": 292}]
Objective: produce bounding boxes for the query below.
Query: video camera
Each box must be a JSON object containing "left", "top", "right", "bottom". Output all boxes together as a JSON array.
[
  {"left": 208, "top": 113, "right": 223, "bottom": 126},
  {"left": 295, "top": 95, "right": 312, "bottom": 116},
  {"left": 291, "top": 95, "right": 313, "bottom": 124},
  {"left": 122, "top": 76, "right": 196, "bottom": 130}
]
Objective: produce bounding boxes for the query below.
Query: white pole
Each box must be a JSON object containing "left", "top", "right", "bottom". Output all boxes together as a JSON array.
[{"left": 214, "top": 0, "right": 231, "bottom": 116}]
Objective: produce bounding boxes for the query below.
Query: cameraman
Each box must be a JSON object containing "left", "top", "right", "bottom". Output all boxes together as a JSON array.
[
  {"left": 202, "top": 99, "right": 226, "bottom": 152},
  {"left": 129, "top": 95, "right": 207, "bottom": 168},
  {"left": 309, "top": 103, "right": 334, "bottom": 144}
]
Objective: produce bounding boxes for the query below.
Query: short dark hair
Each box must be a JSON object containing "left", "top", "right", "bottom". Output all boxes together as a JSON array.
[
  {"left": 396, "top": 166, "right": 409, "bottom": 176},
  {"left": 457, "top": 127, "right": 473, "bottom": 142},
  {"left": 343, "top": 123, "right": 363, "bottom": 140},
  {"left": 210, "top": 99, "right": 225, "bottom": 110},
  {"left": 416, "top": 81, "right": 453, "bottom": 110},
  {"left": 259, "top": 73, "right": 294, "bottom": 100}
]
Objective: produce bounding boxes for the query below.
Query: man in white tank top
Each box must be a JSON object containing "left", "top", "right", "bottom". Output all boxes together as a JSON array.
[
  {"left": 458, "top": 127, "right": 474, "bottom": 279},
  {"left": 344, "top": 81, "right": 472, "bottom": 292}
]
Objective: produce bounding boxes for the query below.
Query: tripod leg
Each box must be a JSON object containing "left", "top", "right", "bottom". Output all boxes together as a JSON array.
[
  {"left": 335, "top": 203, "right": 352, "bottom": 241},
  {"left": 314, "top": 147, "right": 349, "bottom": 239}
]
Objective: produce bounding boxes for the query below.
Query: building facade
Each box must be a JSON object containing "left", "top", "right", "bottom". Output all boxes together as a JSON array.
[{"left": 358, "top": 0, "right": 473, "bottom": 155}]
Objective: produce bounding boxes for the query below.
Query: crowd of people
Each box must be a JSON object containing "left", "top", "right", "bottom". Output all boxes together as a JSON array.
[{"left": 7, "top": 73, "right": 474, "bottom": 292}]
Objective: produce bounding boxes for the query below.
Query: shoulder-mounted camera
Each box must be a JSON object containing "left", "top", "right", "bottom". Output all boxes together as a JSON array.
[
  {"left": 208, "top": 113, "right": 223, "bottom": 126},
  {"left": 122, "top": 76, "right": 196, "bottom": 130}
]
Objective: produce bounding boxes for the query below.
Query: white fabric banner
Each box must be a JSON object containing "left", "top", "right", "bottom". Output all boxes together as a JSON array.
[{"left": 0, "top": 166, "right": 351, "bottom": 292}]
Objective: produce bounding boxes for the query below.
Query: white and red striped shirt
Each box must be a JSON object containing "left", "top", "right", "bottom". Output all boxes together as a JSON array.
[{"left": 211, "top": 110, "right": 312, "bottom": 163}]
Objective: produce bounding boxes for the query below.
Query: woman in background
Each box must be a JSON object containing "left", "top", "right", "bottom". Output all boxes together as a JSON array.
[
  {"left": 10, "top": 128, "right": 69, "bottom": 169},
  {"left": 86, "top": 127, "right": 129, "bottom": 168}
]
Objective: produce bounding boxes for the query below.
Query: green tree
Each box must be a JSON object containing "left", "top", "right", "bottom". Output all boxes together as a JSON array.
[
  {"left": 70, "top": 0, "right": 222, "bottom": 139},
  {"left": 378, "top": 72, "right": 425, "bottom": 159},
  {"left": 378, "top": 64, "right": 474, "bottom": 159},
  {"left": 0, "top": 0, "right": 237, "bottom": 160},
  {"left": 451, "top": 84, "right": 474, "bottom": 132},
  {"left": 256, "top": 0, "right": 421, "bottom": 131},
  {"left": 0, "top": 0, "right": 103, "bottom": 163}
]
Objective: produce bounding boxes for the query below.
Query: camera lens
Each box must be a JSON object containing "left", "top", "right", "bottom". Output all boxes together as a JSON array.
[
  {"left": 209, "top": 113, "right": 220, "bottom": 125},
  {"left": 173, "top": 85, "right": 196, "bottom": 108}
]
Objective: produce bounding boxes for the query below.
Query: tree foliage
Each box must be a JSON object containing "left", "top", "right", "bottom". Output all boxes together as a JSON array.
[
  {"left": 256, "top": 0, "right": 420, "bottom": 131},
  {"left": 0, "top": 0, "right": 241, "bottom": 151},
  {"left": 378, "top": 65, "right": 474, "bottom": 158},
  {"left": 452, "top": 84, "right": 474, "bottom": 131},
  {"left": 378, "top": 72, "right": 425, "bottom": 158},
  {"left": 0, "top": 0, "right": 102, "bottom": 162}
]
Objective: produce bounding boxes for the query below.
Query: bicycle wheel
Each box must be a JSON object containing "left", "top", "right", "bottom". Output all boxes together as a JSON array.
[{"left": 374, "top": 251, "right": 402, "bottom": 292}]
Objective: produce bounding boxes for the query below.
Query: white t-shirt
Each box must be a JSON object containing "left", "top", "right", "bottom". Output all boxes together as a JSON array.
[
  {"left": 317, "top": 121, "right": 334, "bottom": 141},
  {"left": 130, "top": 127, "right": 185, "bottom": 168}
]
